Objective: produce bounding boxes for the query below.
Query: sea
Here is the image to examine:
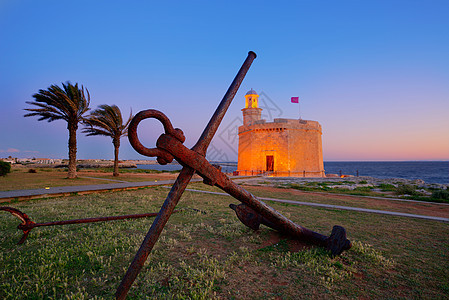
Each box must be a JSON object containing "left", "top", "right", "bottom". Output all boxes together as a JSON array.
[{"left": 137, "top": 161, "right": 449, "bottom": 185}]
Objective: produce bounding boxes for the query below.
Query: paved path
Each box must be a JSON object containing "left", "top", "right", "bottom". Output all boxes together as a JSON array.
[
  {"left": 78, "top": 176, "right": 130, "bottom": 183},
  {"left": 0, "top": 179, "right": 201, "bottom": 202}
]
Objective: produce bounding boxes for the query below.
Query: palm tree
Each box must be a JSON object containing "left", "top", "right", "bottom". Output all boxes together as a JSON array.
[
  {"left": 24, "top": 82, "right": 90, "bottom": 179},
  {"left": 83, "top": 105, "right": 133, "bottom": 177}
]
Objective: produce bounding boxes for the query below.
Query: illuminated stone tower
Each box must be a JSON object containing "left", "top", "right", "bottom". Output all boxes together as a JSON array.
[{"left": 237, "top": 89, "right": 325, "bottom": 177}]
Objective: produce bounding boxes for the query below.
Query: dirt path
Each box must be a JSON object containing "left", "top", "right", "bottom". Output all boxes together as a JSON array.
[{"left": 244, "top": 185, "right": 449, "bottom": 219}]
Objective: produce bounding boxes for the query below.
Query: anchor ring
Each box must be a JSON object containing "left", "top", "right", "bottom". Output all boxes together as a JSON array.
[{"left": 128, "top": 109, "right": 185, "bottom": 165}]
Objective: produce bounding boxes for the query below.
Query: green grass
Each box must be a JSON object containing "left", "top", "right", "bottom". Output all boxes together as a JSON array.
[{"left": 1, "top": 186, "right": 449, "bottom": 298}]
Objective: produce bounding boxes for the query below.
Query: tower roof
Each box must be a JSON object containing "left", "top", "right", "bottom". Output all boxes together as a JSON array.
[{"left": 246, "top": 89, "right": 258, "bottom": 95}]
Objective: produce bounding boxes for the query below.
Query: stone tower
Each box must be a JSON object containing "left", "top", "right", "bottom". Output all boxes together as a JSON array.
[
  {"left": 237, "top": 89, "right": 325, "bottom": 177},
  {"left": 242, "top": 89, "right": 262, "bottom": 126}
]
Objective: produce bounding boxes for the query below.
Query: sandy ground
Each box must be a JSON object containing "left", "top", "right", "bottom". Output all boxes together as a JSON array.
[{"left": 77, "top": 170, "right": 182, "bottom": 181}]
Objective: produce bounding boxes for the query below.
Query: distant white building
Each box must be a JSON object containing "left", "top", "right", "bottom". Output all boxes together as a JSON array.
[
  {"left": 0, "top": 158, "right": 15, "bottom": 164},
  {"left": 16, "top": 158, "right": 31, "bottom": 163},
  {"left": 32, "top": 158, "right": 63, "bottom": 164}
]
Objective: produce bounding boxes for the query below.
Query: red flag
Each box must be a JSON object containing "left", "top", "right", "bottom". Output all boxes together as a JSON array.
[{"left": 291, "top": 97, "right": 299, "bottom": 103}]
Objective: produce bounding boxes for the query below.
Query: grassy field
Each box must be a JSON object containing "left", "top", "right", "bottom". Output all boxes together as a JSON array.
[{"left": 1, "top": 184, "right": 449, "bottom": 299}]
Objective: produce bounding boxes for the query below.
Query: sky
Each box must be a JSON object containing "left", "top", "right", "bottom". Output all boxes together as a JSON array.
[{"left": 1, "top": 0, "right": 448, "bottom": 162}]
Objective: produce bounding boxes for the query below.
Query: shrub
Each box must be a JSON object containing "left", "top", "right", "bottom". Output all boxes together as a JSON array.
[
  {"left": 354, "top": 186, "right": 374, "bottom": 192},
  {"left": 431, "top": 190, "right": 449, "bottom": 201},
  {"left": 28, "top": 168, "right": 37, "bottom": 173},
  {"left": 0, "top": 161, "right": 11, "bottom": 176},
  {"left": 378, "top": 183, "right": 396, "bottom": 192},
  {"left": 288, "top": 183, "right": 314, "bottom": 191},
  {"left": 359, "top": 180, "right": 368, "bottom": 184},
  {"left": 395, "top": 184, "right": 417, "bottom": 196}
]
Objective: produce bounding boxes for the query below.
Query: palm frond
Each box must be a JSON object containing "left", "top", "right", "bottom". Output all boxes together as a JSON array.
[
  {"left": 25, "top": 81, "right": 91, "bottom": 125},
  {"left": 82, "top": 126, "right": 112, "bottom": 137},
  {"left": 121, "top": 108, "right": 134, "bottom": 137},
  {"left": 24, "top": 101, "right": 68, "bottom": 121},
  {"left": 83, "top": 104, "right": 134, "bottom": 140}
]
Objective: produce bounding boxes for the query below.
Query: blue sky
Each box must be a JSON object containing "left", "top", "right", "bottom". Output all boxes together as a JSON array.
[{"left": 1, "top": 0, "right": 448, "bottom": 161}]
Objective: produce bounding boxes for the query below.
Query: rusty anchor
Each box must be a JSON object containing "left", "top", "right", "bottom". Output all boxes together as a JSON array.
[{"left": 117, "top": 51, "right": 351, "bottom": 299}]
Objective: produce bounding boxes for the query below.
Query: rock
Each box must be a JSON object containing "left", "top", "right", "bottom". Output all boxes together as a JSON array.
[
  {"left": 326, "top": 174, "right": 339, "bottom": 178},
  {"left": 328, "top": 185, "right": 356, "bottom": 190},
  {"left": 416, "top": 189, "right": 432, "bottom": 196}
]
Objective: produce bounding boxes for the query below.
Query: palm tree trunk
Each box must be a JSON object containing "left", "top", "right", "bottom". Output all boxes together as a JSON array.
[
  {"left": 67, "top": 122, "right": 78, "bottom": 179},
  {"left": 113, "top": 138, "right": 120, "bottom": 177}
]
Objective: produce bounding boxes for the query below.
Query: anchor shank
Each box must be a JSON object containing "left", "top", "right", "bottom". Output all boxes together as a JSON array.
[{"left": 192, "top": 51, "right": 256, "bottom": 155}]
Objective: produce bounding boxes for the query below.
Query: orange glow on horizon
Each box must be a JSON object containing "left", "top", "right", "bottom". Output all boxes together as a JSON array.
[{"left": 323, "top": 128, "right": 449, "bottom": 161}]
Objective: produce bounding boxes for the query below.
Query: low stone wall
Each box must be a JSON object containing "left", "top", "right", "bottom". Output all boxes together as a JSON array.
[{"left": 237, "top": 170, "right": 325, "bottom": 177}]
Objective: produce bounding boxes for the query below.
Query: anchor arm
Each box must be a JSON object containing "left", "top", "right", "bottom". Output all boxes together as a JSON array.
[{"left": 1, "top": 206, "right": 171, "bottom": 245}]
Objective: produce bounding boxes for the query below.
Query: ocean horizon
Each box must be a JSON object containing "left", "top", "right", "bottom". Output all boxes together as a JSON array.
[{"left": 137, "top": 160, "right": 449, "bottom": 185}]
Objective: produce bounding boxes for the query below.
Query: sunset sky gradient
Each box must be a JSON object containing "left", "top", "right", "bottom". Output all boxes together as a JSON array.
[{"left": 1, "top": 0, "right": 448, "bottom": 161}]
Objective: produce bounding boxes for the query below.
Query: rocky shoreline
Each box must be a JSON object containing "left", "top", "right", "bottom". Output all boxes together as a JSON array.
[{"left": 235, "top": 175, "right": 448, "bottom": 190}]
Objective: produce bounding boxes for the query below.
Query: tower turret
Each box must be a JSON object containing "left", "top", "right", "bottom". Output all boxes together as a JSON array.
[{"left": 242, "top": 89, "right": 262, "bottom": 126}]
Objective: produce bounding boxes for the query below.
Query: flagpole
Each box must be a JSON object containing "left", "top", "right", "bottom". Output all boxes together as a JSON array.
[{"left": 291, "top": 96, "right": 300, "bottom": 119}]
